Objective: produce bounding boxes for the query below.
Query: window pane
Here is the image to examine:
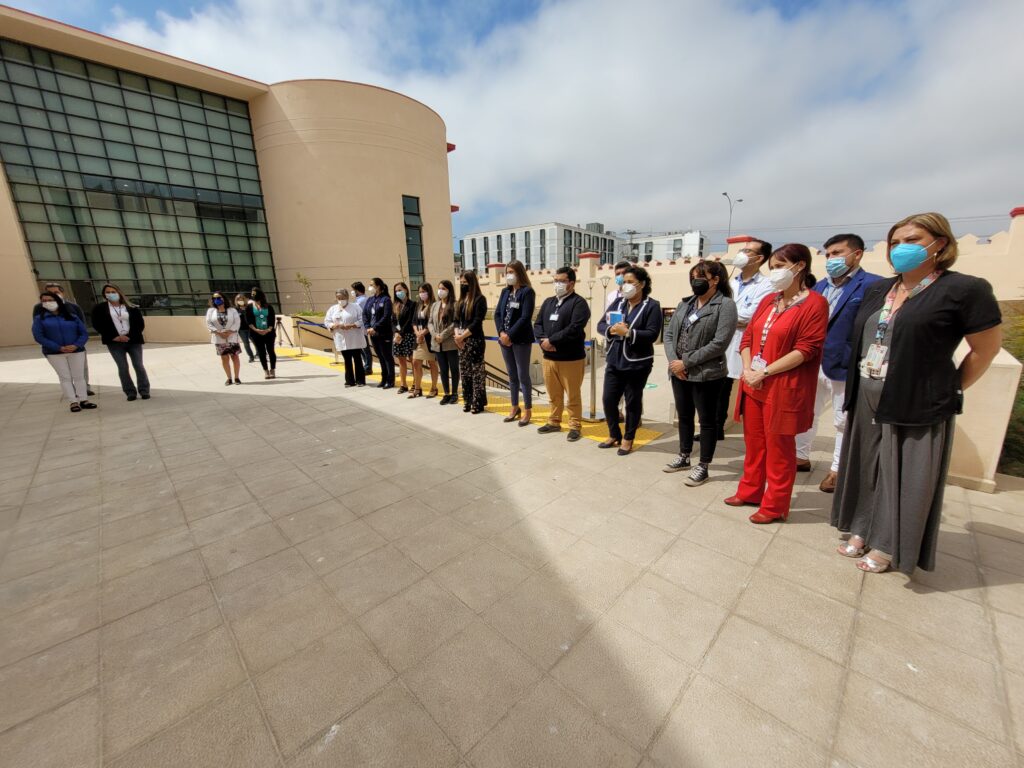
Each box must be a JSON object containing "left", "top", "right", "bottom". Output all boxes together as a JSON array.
[
  {"left": 152, "top": 97, "right": 179, "bottom": 117},
  {"left": 87, "top": 62, "right": 119, "bottom": 84},
  {"left": 127, "top": 229, "right": 156, "bottom": 246},
  {"left": 128, "top": 110, "right": 157, "bottom": 130},
  {"left": 228, "top": 115, "right": 251, "bottom": 133},
  {"left": 18, "top": 105, "right": 48, "bottom": 128},
  {"left": 167, "top": 168, "right": 194, "bottom": 186},
  {"left": 124, "top": 90, "right": 152, "bottom": 111},
  {"left": 97, "top": 227, "right": 127, "bottom": 245},
  {"left": 56, "top": 74, "right": 92, "bottom": 98},
  {"left": 63, "top": 95, "right": 97, "bottom": 118},
  {"left": 139, "top": 164, "right": 169, "bottom": 183},
  {"left": 52, "top": 54, "right": 87, "bottom": 76},
  {"left": 67, "top": 115, "right": 101, "bottom": 137},
  {"left": 186, "top": 138, "right": 211, "bottom": 157},
  {"left": 30, "top": 148, "right": 61, "bottom": 169},
  {"left": 105, "top": 141, "right": 136, "bottom": 161},
  {"left": 109, "top": 160, "right": 139, "bottom": 177}
]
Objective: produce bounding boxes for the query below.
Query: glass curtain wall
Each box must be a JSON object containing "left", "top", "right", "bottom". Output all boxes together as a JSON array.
[{"left": 0, "top": 37, "right": 277, "bottom": 315}]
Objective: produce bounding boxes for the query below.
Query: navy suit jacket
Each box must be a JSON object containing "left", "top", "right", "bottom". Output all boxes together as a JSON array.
[{"left": 815, "top": 268, "right": 882, "bottom": 381}]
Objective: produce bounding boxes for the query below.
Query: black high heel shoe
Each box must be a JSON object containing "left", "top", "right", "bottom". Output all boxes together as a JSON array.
[
  {"left": 503, "top": 407, "right": 522, "bottom": 423},
  {"left": 598, "top": 438, "right": 621, "bottom": 449},
  {"left": 463, "top": 403, "right": 472, "bottom": 412}
]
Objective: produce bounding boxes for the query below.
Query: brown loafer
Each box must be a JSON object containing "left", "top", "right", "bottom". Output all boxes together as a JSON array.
[{"left": 819, "top": 471, "right": 838, "bottom": 493}]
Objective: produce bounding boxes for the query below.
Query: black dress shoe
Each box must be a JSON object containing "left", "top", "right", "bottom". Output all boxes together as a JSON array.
[
  {"left": 463, "top": 403, "right": 472, "bottom": 412},
  {"left": 566, "top": 429, "right": 581, "bottom": 442},
  {"left": 87, "top": 389, "right": 95, "bottom": 396},
  {"left": 126, "top": 394, "right": 137, "bottom": 401},
  {"left": 376, "top": 382, "right": 386, "bottom": 388},
  {"left": 141, "top": 394, "right": 151, "bottom": 400},
  {"left": 537, "top": 424, "right": 560, "bottom": 434}
]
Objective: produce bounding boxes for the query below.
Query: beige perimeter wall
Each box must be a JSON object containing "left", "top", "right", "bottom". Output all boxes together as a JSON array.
[
  {"left": 0, "top": 165, "right": 44, "bottom": 347},
  {"left": 250, "top": 80, "right": 454, "bottom": 314}
]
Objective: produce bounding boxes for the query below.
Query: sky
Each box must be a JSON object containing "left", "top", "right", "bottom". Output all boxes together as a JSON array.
[{"left": 9, "top": 0, "right": 1023, "bottom": 251}]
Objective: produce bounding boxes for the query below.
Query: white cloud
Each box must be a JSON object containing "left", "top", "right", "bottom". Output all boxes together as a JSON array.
[{"left": 90, "top": 0, "right": 1024, "bottom": 248}]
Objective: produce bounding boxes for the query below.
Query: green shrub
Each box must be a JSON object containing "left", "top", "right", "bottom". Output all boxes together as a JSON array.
[{"left": 997, "top": 304, "right": 1024, "bottom": 477}]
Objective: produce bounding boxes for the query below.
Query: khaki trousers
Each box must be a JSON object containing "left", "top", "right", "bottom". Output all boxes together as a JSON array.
[{"left": 542, "top": 358, "right": 585, "bottom": 430}]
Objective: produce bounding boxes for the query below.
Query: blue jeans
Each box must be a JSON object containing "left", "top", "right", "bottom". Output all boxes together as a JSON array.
[
  {"left": 107, "top": 343, "right": 150, "bottom": 396},
  {"left": 500, "top": 342, "right": 532, "bottom": 408}
]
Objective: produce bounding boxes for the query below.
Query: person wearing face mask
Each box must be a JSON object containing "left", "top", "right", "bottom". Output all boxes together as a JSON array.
[
  {"left": 33, "top": 291, "right": 95, "bottom": 413},
  {"left": 597, "top": 265, "right": 662, "bottom": 455},
  {"left": 831, "top": 213, "right": 1001, "bottom": 575},
  {"left": 364, "top": 278, "right": 395, "bottom": 388},
  {"left": 726, "top": 244, "right": 828, "bottom": 524},
  {"left": 410, "top": 283, "right": 440, "bottom": 398},
  {"left": 605, "top": 261, "right": 632, "bottom": 311},
  {"left": 429, "top": 279, "right": 460, "bottom": 404},
  {"left": 720, "top": 239, "right": 775, "bottom": 441},
  {"left": 91, "top": 283, "right": 150, "bottom": 401},
  {"left": 662, "top": 261, "right": 738, "bottom": 483},
  {"left": 233, "top": 293, "right": 256, "bottom": 363},
  {"left": 244, "top": 288, "right": 278, "bottom": 379},
  {"left": 206, "top": 292, "right": 242, "bottom": 385},
  {"left": 494, "top": 260, "right": 537, "bottom": 425},
  {"left": 324, "top": 288, "right": 366, "bottom": 387},
  {"left": 534, "top": 266, "right": 591, "bottom": 441},
  {"left": 454, "top": 270, "right": 489, "bottom": 413},
  {"left": 391, "top": 282, "right": 416, "bottom": 393},
  {"left": 34, "top": 283, "right": 94, "bottom": 396},
  {"left": 793, "top": 234, "right": 881, "bottom": 489},
  {"left": 351, "top": 282, "right": 373, "bottom": 376}
]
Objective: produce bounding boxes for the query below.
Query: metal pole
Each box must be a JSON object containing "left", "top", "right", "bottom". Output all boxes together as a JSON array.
[{"left": 588, "top": 341, "right": 597, "bottom": 420}]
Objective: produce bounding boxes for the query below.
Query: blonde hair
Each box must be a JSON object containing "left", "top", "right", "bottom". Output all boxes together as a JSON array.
[{"left": 887, "top": 212, "right": 958, "bottom": 270}]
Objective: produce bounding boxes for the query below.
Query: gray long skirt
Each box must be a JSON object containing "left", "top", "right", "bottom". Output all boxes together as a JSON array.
[{"left": 830, "top": 378, "right": 955, "bottom": 574}]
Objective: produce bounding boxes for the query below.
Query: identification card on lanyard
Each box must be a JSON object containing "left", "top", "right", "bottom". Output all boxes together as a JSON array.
[{"left": 866, "top": 271, "right": 941, "bottom": 376}]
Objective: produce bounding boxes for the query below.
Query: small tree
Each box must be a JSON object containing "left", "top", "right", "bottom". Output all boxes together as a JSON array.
[{"left": 296, "top": 272, "right": 315, "bottom": 313}]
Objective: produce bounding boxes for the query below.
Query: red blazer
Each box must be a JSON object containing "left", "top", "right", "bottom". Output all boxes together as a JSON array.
[{"left": 735, "top": 291, "right": 828, "bottom": 435}]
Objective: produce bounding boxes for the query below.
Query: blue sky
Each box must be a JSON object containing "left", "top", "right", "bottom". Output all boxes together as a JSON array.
[{"left": 8, "top": 0, "right": 1022, "bottom": 249}]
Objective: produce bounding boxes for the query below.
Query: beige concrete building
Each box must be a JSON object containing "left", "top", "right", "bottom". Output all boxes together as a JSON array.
[{"left": 0, "top": 5, "right": 454, "bottom": 346}]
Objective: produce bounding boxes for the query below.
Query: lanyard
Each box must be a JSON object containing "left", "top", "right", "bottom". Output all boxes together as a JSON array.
[
  {"left": 758, "top": 292, "right": 805, "bottom": 350},
  {"left": 875, "top": 271, "right": 941, "bottom": 342}
]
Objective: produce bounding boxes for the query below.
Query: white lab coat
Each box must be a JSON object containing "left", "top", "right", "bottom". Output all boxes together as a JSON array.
[{"left": 324, "top": 302, "right": 366, "bottom": 351}]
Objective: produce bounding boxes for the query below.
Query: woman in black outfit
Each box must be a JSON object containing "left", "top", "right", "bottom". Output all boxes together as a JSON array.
[
  {"left": 392, "top": 281, "right": 416, "bottom": 394},
  {"left": 365, "top": 277, "right": 395, "bottom": 389},
  {"left": 597, "top": 265, "right": 662, "bottom": 455},
  {"left": 454, "top": 270, "right": 488, "bottom": 413},
  {"left": 245, "top": 287, "right": 277, "bottom": 379},
  {"left": 91, "top": 283, "right": 150, "bottom": 401}
]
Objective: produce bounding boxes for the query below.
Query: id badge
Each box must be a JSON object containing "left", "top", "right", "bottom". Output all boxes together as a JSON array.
[
  {"left": 509, "top": 301, "right": 520, "bottom": 309},
  {"left": 549, "top": 313, "right": 559, "bottom": 321},
  {"left": 688, "top": 312, "right": 699, "bottom": 324},
  {"left": 751, "top": 355, "right": 767, "bottom": 372},
  {"left": 864, "top": 343, "right": 887, "bottom": 372}
]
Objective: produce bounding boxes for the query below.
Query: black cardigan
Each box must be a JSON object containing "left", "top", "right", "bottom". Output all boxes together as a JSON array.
[
  {"left": 455, "top": 295, "right": 487, "bottom": 340},
  {"left": 91, "top": 302, "right": 145, "bottom": 345},
  {"left": 394, "top": 300, "right": 416, "bottom": 337},
  {"left": 245, "top": 303, "right": 277, "bottom": 332},
  {"left": 843, "top": 271, "right": 1001, "bottom": 426},
  {"left": 494, "top": 286, "right": 537, "bottom": 344},
  {"left": 533, "top": 293, "right": 591, "bottom": 361}
]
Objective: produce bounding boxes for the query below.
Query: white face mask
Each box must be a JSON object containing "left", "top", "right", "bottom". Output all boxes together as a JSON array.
[
  {"left": 769, "top": 266, "right": 797, "bottom": 292},
  {"left": 42, "top": 301, "right": 59, "bottom": 312},
  {"left": 732, "top": 254, "right": 750, "bottom": 268},
  {"left": 418, "top": 292, "right": 429, "bottom": 302},
  {"left": 553, "top": 282, "right": 568, "bottom": 297},
  {"left": 437, "top": 289, "right": 449, "bottom": 299},
  {"left": 505, "top": 274, "right": 516, "bottom": 285},
  {"left": 337, "top": 299, "right": 347, "bottom": 307},
  {"left": 620, "top": 282, "right": 638, "bottom": 299},
  {"left": 366, "top": 286, "right": 375, "bottom": 296}
]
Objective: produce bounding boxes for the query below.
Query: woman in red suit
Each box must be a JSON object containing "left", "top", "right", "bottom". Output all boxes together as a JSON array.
[{"left": 726, "top": 243, "right": 828, "bottom": 524}]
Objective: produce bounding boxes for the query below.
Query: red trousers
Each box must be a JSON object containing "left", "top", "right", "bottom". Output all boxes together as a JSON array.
[{"left": 735, "top": 395, "right": 796, "bottom": 520}]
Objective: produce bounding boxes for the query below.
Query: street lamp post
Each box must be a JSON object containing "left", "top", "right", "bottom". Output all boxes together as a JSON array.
[{"left": 721, "top": 192, "right": 744, "bottom": 241}]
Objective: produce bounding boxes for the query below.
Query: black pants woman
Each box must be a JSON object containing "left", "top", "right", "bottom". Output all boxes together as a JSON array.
[
  {"left": 342, "top": 349, "right": 366, "bottom": 386},
  {"left": 371, "top": 334, "right": 395, "bottom": 387},
  {"left": 436, "top": 349, "right": 459, "bottom": 402},
  {"left": 251, "top": 329, "right": 277, "bottom": 375},
  {"left": 672, "top": 378, "right": 726, "bottom": 464},
  {"left": 603, "top": 366, "right": 652, "bottom": 444}
]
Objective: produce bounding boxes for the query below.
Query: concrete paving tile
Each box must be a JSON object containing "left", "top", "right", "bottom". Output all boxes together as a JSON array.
[
  {"left": 552, "top": 618, "right": 691, "bottom": 749},
  {"left": 485, "top": 574, "right": 599, "bottom": 669},
  {"left": 0, "top": 691, "right": 98, "bottom": 768},
  {"left": 0, "top": 526, "right": 99, "bottom": 582},
  {"left": 199, "top": 522, "right": 290, "bottom": 578},
  {"left": 360, "top": 578, "right": 475, "bottom": 672},
  {"left": 9, "top": 506, "right": 99, "bottom": 550},
  {"left": 540, "top": 538, "right": 641, "bottom": 612},
  {"left": 288, "top": 682, "right": 459, "bottom": 768},
  {"left": 651, "top": 674, "right": 827, "bottom": 768},
  {"left": 422, "top": 477, "right": 486, "bottom": 513},
  {"left": 974, "top": 532, "right": 1024, "bottom": 577},
  {"left": 701, "top": 616, "right": 844, "bottom": 747},
  {"left": 364, "top": 497, "right": 442, "bottom": 541},
  {"left": 650, "top": 538, "right": 753, "bottom": 608},
  {"left": 582, "top": 513, "right": 675, "bottom": 567},
  {"left": 468, "top": 677, "right": 639, "bottom": 768},
  {"left": 231, "top": 580, "right": 349, "bottom": 674},
  {"left": 1005, "top": 670, "right": 1024, "bottom": 754},
  {"left": 255, "top": 481, "right": 333, "bottom": 520},
  {"left": 102, "top": 625, "right": 246, "bottom": 759},
  {"left": 255, "top": 623, "right": 394, "bottom": 757},
  {"left": 430, "top": 542, "right": 532, "bottom": 613},
  {"left": 108, "top": 685, "right": 278, "bottom": 768},
  {"left": 0, "top": 630, "right": 98, "bottom": 733},
  {"left": 338, "top": 482, "right": 413, "bottom": 517},
  {"left": 849, "top": 612, "right": 1006, "bottom": 741},
  {"left": 759, "top": 534, "right": 864, "bottom": 606},
  {"left": 834, "top": 672, "right": 1015, "bottom": 768},
  {"left": 607, "top": 572, "right": 728, "bottom": 666},
  {"left": 101, "top": 527, "right": 195, "bottom": 581},
  {"left": 530, "top": 496, "right": 617, "bottom": 537},
  {"left": 619, "top": 488, "right": 705, "bottom": 536},
  {"left": 212, "top": 547, "right": 317, "bottom": 621},
  {"left": 395, "top": 516, "right": 479, "bottom": 572},
  {"left": 189, "top": 503, "right": 273, "bottom": 547},
  {"left": 273, "top": 499, "right": 355, "bottom": 545},
  {"left": 296, "top": 519, "right": 387, "bottom": 575},
  {"left": 100, "top": 503, "right": 185, "bottom": 550},
  {"left": 491, "top": 517, "right": 579, "bottom": 569},
  {"left": 101, "top": 550, "right": 207, "bottom": 622},
  {"left": 0, "top": 585, "right": 99, "bottom": 666},
  {"left": 0, "top": 555, "right": 98, "bottom": 619},
  {"left": 180, "top": 481, "right": 256, "bottom": 522},
  {"left": 982, "top": 567, "right": 1024, "bottom": 618},
  {"left": 322, "top": 544, "right": 426, "bottom": 616},
  {"left": 992, "top": 609, "right": 1024, "bottom": 675},
  {"left": 450, "top": 492, "right": 531, "bottom": 537},
  {"left": 681, "top": 511, "right": 773, "bottom": 566},
  {"left": 405, "top": 620, "right": 543, "bottom": 752},
  {"left": 910, "top": 549, "right": 986, "bottom": 602}
]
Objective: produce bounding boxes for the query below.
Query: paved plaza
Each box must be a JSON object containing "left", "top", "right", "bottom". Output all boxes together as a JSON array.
[{"left": 1, "top": 342, "right": 1023, "bottom": 768}]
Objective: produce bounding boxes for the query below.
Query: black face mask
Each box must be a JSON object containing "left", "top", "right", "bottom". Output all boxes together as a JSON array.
[{"left": 691, "top": 278, "right": 710, "bottom": 297}]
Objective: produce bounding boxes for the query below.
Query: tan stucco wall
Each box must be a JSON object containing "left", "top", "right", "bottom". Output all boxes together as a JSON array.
[
  {"left": 249, "top": 81, "right": 454, "bottom": 315},
  {"left": 0, "top": 164, "right": 44, "bottom": 347}
]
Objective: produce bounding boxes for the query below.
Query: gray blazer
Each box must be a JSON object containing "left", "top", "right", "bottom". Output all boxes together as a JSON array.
[
  {"left": 663, "top": 292, "right": 737, "bottom": 382},
  {"left": 428, "top": 299, "right": 458, "bottom": 352}
]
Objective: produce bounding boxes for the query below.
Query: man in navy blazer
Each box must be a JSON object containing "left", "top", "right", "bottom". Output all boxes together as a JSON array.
[{"left": 795, "top": 234, "right": 881, "bottom": 492}]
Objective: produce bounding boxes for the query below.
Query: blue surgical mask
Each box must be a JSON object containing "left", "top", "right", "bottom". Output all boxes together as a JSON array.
[
  {"left": 825, "top": 257, "right": 850, "bottom": 279},
  {"left": 889, "top": 240, "right": 935, "bottom": 274},
  {"left": 213, "top": 297, "right": 224, "bottom": 306},
  {"left": 615, "top": 275, "right": 625, "bottom": 286},
  {"left": 396, "top": 290, "right": 406, "bottom": 301}
]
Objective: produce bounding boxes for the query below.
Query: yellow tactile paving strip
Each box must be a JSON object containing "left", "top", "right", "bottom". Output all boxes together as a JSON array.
[{"left": 276, "top": 347, "right": 664, "bottom": 447}]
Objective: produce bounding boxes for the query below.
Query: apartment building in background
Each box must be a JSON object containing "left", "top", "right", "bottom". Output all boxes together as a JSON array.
[{"left": 459, "top": 222, "right": 621, "bottom": 273}]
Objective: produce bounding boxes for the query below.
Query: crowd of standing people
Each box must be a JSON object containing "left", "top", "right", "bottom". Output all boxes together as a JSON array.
[{"left": 29, "top": 212, "right": 1003, "bottom": 576}]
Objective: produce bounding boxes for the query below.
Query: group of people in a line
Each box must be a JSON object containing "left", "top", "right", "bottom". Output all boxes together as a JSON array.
[{"left": 203, "top": 288, "right": 279, "bottom": 383}]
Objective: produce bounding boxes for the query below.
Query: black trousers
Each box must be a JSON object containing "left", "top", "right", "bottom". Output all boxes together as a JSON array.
[
  {"left": 435, "top": 349, "right": 459, "bottom": 395},
  {"left": 362, "top": 337, "right": 373, "bottom": 373},
  {"left": 251, "top": 330, "right": 277, "bottom": 371},
  {"left": 341, "top": 349, "right": 366, "bottom": 385},
  {"left": 371, "top": 334, "right": 395, "bottom": 385},
  {"left": 672, "top": 376, "right": 726, "bottom": 463},
  {"left": 716, "top": 377, "right": 736, "bottom": 435},
  {"left": 602, "top": 364, "right": 652, "bottom": 441}
]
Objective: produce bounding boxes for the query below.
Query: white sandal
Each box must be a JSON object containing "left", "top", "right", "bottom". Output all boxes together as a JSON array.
[
  {"left": 836, "top": 535, "right": 865, "bottom": 558},
  {"left": 856, "top": 554, "right": 891, "bottom": 574}
]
